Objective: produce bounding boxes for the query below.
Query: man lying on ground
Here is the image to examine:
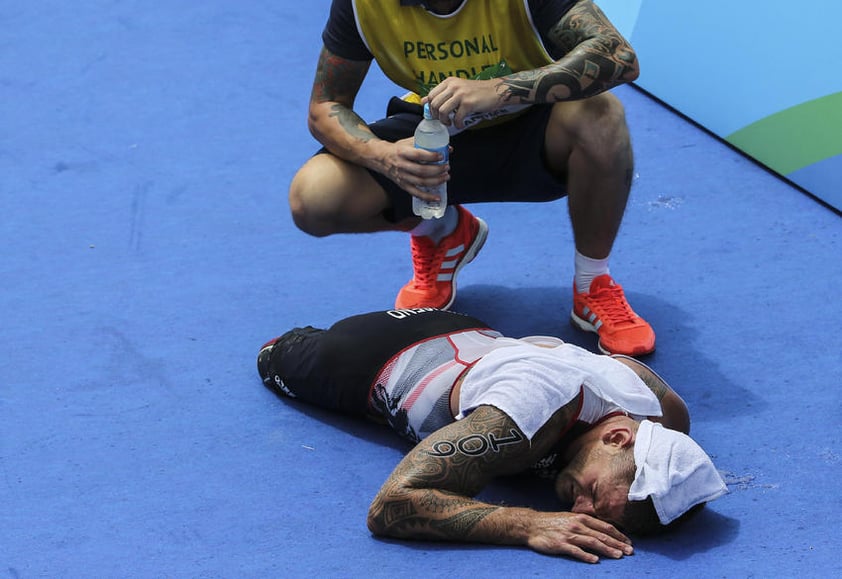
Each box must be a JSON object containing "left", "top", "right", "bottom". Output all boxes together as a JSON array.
[{"left": 257, "top": 308, "right": 727, "bottom": 563}]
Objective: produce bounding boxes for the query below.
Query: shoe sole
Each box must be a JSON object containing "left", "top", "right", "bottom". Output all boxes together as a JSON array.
[
  {"left": 442, "top": 216, "right": 488, "bottom": 311},
  {"left": 569, "top": 311, "right": 655, "bottom": 356},
  {"left": 569, "top": 310, "right": 606, "bottom": 351}
]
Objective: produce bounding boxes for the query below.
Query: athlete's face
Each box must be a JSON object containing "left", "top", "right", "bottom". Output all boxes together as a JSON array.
[{"left": 554, "top": 446, "right": 630, "bottom": 526}]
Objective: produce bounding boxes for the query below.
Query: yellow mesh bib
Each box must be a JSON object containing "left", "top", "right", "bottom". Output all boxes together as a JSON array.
[{"left": 353, "top": 0, "right": 553, "bottom": 96}]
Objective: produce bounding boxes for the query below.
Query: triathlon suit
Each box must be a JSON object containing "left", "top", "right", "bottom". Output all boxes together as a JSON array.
[
  {"left": 317, "top": 0, "right": 578, "bottom": 222},
  {"left": 259, "top": 309, "right": 662, "bottom": 477}
]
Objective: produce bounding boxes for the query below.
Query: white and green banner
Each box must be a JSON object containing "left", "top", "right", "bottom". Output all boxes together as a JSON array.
[{"left": 601, "top": 0, "right": 842, "bottom": 211}]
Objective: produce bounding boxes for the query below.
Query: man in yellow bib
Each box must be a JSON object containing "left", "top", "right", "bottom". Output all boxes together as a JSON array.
[{"left": 289, "top": 0, "right": 656, "bottom": 357}]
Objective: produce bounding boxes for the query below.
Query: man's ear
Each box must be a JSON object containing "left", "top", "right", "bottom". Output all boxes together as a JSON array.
[{"left": 601, "top": 425, "right": 634, "bottom": 449}]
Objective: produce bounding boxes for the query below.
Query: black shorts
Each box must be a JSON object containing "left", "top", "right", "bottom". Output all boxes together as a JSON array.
[
  {"left": 317, "top": 98, "right": 568, "bottom": 222},
  {"left": 259, "top": 308, "right": 492, "bottom": 416}
]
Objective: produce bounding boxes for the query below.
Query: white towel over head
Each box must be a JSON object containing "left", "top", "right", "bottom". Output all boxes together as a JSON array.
[{"left": 628, "top": 420, "right": 728, "bottom": 524}]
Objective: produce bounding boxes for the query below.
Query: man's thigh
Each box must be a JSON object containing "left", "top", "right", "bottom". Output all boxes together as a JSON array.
[
  {"left": 267, "top": 309, "right": 493, "bottom": 416},
  {"left": 543, "top": 93, "right": 628, "bottom": 173},
  {"left": 301, "top": 103, "right": 570, "bottom": 224}
]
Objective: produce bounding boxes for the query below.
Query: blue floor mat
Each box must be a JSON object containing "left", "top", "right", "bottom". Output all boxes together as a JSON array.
[{"left": 2, "top": 2, "right": 840, "bottom": 577}]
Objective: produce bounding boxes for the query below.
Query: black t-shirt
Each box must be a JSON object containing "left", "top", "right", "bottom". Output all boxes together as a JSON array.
[{"left": 322, "top": 0, "right": 578, "bottom": 61}]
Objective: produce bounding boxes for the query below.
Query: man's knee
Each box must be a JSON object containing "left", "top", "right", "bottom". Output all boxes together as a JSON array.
[
  {"left": 288, "top": 155, "right": 391, "bottom": 237},
  {"left": 587, "top": 91, "right": 626, "bottom": 120},
  {"left": 577, "top": 92, "right": 628, "bottom": 141},
  {"left": 549, "top": 93, "right": 631, "bottom": 167},
  {"left": 288, "top": 164, "right": 333, "bottom": 238},
  {"left": 289, "top": 157, "right": 359, "bottom": 237}
]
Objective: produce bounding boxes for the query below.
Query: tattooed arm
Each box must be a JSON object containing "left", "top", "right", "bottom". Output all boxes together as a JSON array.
[
  {"left": 307, "top": 46, "right": 448, "bottom": 199},
  {"left": 426, "top": 1, "right": 639, "bottom": 128},
  {"left": 366, "top": 404, "right": 634, "bottom": 563},
  {"left": 644, "top": 380, "right": 690, "bottom": 434},
  {"left": 307, "top": 47, "right": 378, "bottom": 164},
  {"left": 612, "top": 356, "right": 691, "bottom": 434},
  {"left": 500, "top": 0, "right": 640, "bottom": 103}
]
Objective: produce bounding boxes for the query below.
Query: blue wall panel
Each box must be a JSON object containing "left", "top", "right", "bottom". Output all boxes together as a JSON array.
[{"left": 600, "top": 0, "right": 842, "bottom": 211}]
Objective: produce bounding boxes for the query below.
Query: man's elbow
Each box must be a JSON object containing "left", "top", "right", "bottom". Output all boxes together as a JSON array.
[
  {"left": 622, "top": 49, "right": 640, "bottom": 83},
  {"left": 366, "top": 498, "right": 388, "bottom": 536},
  {"left": 366, "top": 494, "right": 388, "bottom": 535},
  {"left": 307, "top": 107, "right": 322, "bottom": 141},
  {"left": 307, "top": 99, "right": 337, "bottom": 143},
  {"left": 367, "top": 491, "right": 415, "bottom": 538}
]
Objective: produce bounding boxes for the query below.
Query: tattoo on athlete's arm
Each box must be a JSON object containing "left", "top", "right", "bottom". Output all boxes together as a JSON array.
[
  {"left": 379, "top": 491, "right": 499, "bottom": 537},
  {"left": 498, "top": 1, "right": 637, "bottom": 103},
  {"left": 426, "top": 429, "right": 525, "bottom": 458},
  {"left": 376, "top": 472, "right": 500, "bottom": 537},
  {"left": 373, "top": 408, "right": 527, "bottom": 539}
]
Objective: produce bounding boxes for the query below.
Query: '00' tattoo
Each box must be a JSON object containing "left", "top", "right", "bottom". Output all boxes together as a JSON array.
[{"left": 426, "top": 429, "right": 524, "bottom": 458}]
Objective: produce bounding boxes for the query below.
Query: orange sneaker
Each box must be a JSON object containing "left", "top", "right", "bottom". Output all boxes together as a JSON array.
[
  {"left": 571, "top": 274, "right": 656, "bottom": 356},
  {"left": 395, "top": 205, "right": 488, "bottom": 310}
]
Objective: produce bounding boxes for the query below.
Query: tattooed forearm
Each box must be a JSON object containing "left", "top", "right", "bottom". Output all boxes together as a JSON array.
[
  {"left": 497, "top": 0, "right": 638, "bottom": 103},
  {"left": 328, "top": 104, "right": 375, "bottom": 142},
  {"left": 430, "top": 506, "right": 498, "bottom": 535},
  {"left": 374, "top": 490, "right": 499, "bottom": 539},
  {"left": 309, "top": 47, "right": 376, "bottom": 146},
  {"left": 367, "top": 406, "right": 549, "bottom": 543}
]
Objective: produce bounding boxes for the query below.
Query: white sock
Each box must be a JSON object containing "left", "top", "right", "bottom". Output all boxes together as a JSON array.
[
  {"left": 410, "top": 205, "right": 459, "bottom": 244},
  {"left": 574, "top": 250, "right": 610, "bottom": 293}
]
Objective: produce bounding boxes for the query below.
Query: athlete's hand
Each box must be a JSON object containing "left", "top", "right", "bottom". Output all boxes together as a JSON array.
[
  {"left": 525, "top": 511, "right": 634, "bottom": 563},
  {"left": 425, "top": 77, "right": 504, "bottom": 130},
  {"left": 379, "top": 137, "right": 449, "bottom": 201}
]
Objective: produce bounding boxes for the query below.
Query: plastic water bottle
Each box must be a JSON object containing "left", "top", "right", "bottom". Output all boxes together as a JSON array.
[{"left": 413, "top": 103, "right": 449, "bottom": 219}]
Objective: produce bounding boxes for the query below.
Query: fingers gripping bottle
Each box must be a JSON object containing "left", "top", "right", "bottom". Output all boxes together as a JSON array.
[{"left": 413, "top": 103, "right": 449, "bottom": 219}]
